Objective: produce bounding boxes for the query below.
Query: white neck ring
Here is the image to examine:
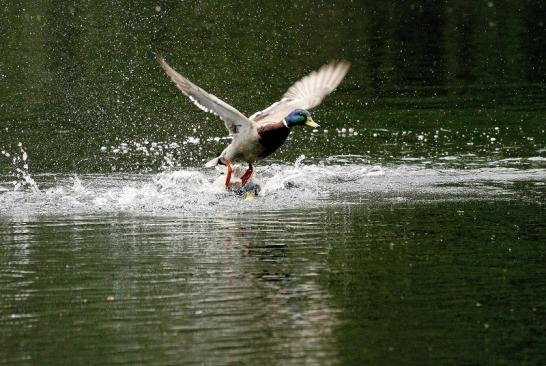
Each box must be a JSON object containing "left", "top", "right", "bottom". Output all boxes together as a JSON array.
[{"left": 282, "top": 118, "right": 290, "bottom": 128}]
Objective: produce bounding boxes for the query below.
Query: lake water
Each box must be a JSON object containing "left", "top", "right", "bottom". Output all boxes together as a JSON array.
[{"left": 1, "top": 1, "right": 545, "bottom": 365}]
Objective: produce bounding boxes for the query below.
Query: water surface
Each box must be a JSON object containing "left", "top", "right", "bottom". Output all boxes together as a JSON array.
[{"left": 1, "top": 1, "right": 545, "bottom": 365}]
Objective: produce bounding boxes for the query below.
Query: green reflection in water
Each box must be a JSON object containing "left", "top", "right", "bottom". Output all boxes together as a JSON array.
[
  {"left": 1, "top": 201, "right": 545, "bottom": 364},
  {"left": 322, "top": 201, "right": 546, "bottom": 365}
]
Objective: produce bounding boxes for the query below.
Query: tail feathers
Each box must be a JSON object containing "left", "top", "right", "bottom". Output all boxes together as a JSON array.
[{"left": 204, "top": 157, "right": 219, "bottom": 167}]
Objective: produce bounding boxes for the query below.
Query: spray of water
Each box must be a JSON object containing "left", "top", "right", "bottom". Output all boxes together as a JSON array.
[{"left": 0, "top": 143, "right": 40, "bottom": 192}]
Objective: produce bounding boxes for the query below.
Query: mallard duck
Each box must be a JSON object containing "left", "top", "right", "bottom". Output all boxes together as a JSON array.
[{"left": 158, "top": 58, "right": 350, "bottom": 188}]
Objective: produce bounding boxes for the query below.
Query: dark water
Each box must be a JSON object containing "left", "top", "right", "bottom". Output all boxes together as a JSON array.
[
  {"left": 1, "top": 202, "right": 544, "bottom": 365},
  {"left": 1, "top": 1, "right": 545, "bottom": 365}
]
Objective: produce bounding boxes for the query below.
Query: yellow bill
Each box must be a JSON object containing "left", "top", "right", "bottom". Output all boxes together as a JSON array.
[{"left": 305, "top": 117, "right": 320, "bottom": 128}]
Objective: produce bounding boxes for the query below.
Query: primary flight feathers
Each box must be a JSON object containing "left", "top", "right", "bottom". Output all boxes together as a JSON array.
[{"left": 158, "top": 58, "right": 250, "bottom": 135}]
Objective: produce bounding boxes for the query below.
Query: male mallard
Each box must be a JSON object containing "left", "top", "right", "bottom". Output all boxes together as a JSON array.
[{"left": 159, "top": 58, "right": 350, "bottom": 188}]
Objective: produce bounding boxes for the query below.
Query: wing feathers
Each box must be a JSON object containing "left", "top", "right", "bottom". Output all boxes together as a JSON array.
[
  {"left": 250, "top": 60, "right": 350, "bottom": 124},
  {"left": 159, "top": 58, "right": 253, "bottom": 135}
]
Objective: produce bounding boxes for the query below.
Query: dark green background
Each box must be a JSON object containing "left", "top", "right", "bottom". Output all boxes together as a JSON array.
[{"left": 1, "top": 0, "right": 544, "bottom": 173}]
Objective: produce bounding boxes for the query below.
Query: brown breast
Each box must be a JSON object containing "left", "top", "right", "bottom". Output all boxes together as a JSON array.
[{"left": 257, "top": 121, "right": 291, "bottom": 158}]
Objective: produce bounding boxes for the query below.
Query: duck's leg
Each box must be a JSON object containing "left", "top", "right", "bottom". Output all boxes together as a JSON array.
[
  {"left": 240, "top": 163, "right": 254, "bottom": 187},
  {"left": 225, "top": 159, "right": 233, "bottom": 188}
]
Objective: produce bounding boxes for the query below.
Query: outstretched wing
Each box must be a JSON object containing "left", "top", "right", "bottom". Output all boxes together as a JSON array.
[
  {"left": 250, "top": 60, "right": 350, "bottom": 124},
  {"left": 159, "top": 58, "right": 254, "bottom": 135}
]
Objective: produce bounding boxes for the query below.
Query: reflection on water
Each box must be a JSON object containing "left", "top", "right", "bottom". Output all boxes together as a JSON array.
[
  {"left": 1, "top": 213, "right": 339, "bottom": 364},
  {"left": 1, "top": 201, "right": 545, "bottom": 364}
]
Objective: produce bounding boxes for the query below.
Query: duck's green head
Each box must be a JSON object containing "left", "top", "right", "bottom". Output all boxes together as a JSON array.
[{"left": 284, "top": 109, "right": 319, "bottom": 128}]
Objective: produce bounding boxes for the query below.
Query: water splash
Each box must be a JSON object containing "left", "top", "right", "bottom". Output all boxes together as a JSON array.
[
  {"left": 294, "top": 154, "right": 306, "bottom": 168},
  {"left": 98, "top": 136, "right": 222, "bottom": 172},
  {"left": 0, "top": 160, "right": 544, "bottom": 216},
  {"left": 0, "top": 143, "right": 40, "bottom": 192}
]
